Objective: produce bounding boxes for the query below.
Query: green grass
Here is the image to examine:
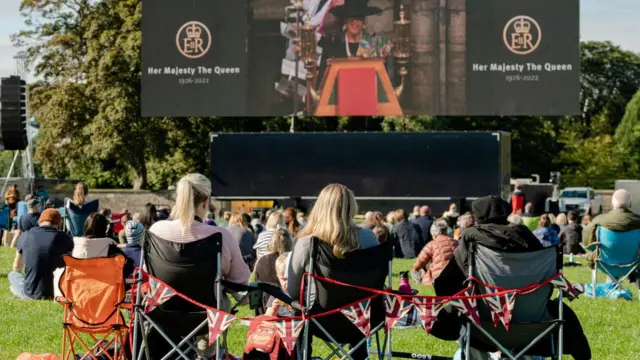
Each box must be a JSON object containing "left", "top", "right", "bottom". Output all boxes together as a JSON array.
[{"left": 1, "top": 246, "right": 640, "bottom": 359}]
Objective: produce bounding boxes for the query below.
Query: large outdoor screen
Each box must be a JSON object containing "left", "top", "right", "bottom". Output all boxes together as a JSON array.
[
  {"left": 142, "top": 0, "right": 580, "bottom": 117},
  {"left": 209, "top": 132, "right": 510, "bottom": 199}
]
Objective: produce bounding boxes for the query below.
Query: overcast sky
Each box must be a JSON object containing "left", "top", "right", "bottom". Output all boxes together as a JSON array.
[{"left": 1, "top": 0, "right": 639, "bottom": 79}]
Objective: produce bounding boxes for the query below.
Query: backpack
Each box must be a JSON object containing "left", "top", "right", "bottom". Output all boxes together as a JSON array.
[{"left": 243, "top": 316, "right": 293, "bottom": 360}]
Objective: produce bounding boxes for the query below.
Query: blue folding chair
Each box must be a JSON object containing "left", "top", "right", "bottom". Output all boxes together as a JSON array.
[
  {"left": 589, "top": 227, "right": 640, "bottom": 300},
  {"left": 0, "top": 204, "right": 9, "bottom": 230},
  {"left": 64, "top": 199, "right": 100, "bottom": 237}
]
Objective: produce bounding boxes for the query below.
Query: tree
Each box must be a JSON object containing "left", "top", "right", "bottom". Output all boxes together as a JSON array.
[
  {"left": 580, "top": 41, "right": 640, "bottom": 129},
  {"left": 614, "top": 89, "right": 640, "bottom": 178}
]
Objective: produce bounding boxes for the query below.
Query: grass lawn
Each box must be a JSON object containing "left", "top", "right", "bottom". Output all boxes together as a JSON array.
[{"left": 1, "top": 246, "right": 640, "bottom": 359}]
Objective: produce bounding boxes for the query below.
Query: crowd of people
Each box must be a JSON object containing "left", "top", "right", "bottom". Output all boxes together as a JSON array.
[{"left": 6, "top": 177, "right": 640, "bottom": 359}]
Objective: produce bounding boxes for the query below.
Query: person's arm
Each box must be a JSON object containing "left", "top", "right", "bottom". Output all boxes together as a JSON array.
[
  {"left": 582, "top": 221, "right": 597, "bottom": 247},
  {"left": 412, "top": 243, "right": 433, "bottom": 272},
  {"left": 12, "top": 251, "right": 24, "bottom": 272},
  {"left": 10, "top": 229, "right": 22, "bottom": 248},
  {"left": 286, "top": 238, "right": 312, "bottom": 303},
  {"left": 221, "top": 229, "right": 251, "bottom": 285}
]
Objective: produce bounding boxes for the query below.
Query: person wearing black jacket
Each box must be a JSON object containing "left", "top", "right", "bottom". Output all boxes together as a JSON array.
[
  {"left": 412, "top": 205, "right": 434, "bottom": 244},
  {"left": 431, "top": 196, "right": 591, "bottom": 360},
  {"left": 391, "top": 209, "right": 424, "bottom": 259}
]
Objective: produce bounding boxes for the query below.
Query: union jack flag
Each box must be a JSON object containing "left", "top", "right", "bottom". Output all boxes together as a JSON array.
[
  {"left": 483, "top": 289, "right": 517, "bottom": 330},
  {"left": 340, "top": 299, "right": 372, "bottom": 337},
  {"left": 143, "top": 278, "right": 176, "bottom": 314},
  {"left": 273, "top": 319, "right": 305, "bottom": 355},
  {"left": 414, "top": 298, "right": 443, "bottom": 335},
  {"left": 207, "top": 309, "right": 237, "bottom": 345},
  {"left": 384, "top": 295, "right": 414, "bottom": 332},
  {"left": 448, "top": 289, "right": 481, "bottom": 325},
  {"left": 551, "top": 275, "right": 583, "bottom": 300}
]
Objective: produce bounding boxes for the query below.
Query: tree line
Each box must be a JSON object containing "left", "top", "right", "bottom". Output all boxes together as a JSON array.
[{"left": 10, "top": 0, "right": 640, "bottom": 190}]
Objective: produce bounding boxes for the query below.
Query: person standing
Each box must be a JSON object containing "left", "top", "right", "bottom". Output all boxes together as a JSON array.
[{"left": 511, "top": 184, "right": 526, "bottom": 214}]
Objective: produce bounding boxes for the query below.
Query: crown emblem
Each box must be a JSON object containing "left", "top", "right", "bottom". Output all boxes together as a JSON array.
[
  {"left": 512, "top": 18, "right": 531, "bottom": 34},
  {"left": 186, "top": 23, "right": 202, "bottom": 38}
]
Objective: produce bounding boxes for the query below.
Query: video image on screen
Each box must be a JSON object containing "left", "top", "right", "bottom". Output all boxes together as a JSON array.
[{"left": 141, "top": 0, "right": 579, "bottom": 117}]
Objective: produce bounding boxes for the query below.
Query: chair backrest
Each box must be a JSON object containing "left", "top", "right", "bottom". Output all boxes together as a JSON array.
[
  {"left": 0, "top": 205, "right": 9, "bottom": 229},
  {"left": 310, "top": 238, "right": 393, "bottom": 324},
  {"left": 58, "top": 255, "right": 126, "bottom": 328},
  {"left": 143, "top": 231, "right": 222, "bottom": 312},
  {"left": 471, "top": 244, "right": 558, "bottom": 323},
  {"left": 596, "top": 227, "right": 640, "bottom": 266},
  {"left": 17, "top": 201, "right": 28, "bottom": 223},
  {"left": 65, "top": 199, "right": 99, "bottom": 237}
]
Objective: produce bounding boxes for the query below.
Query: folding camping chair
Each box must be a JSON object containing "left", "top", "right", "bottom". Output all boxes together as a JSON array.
[
  {"left": 294, "top": 238, "right": 393, "bottom": 360},
  {"left": 589, "top": 227, "right": 640, "bottom": 299},
  {"left": 57, "top": 254, "right": 129, "bottom": 360},
  {"left": 460, "top": 244, "right": 564, "bottom": 360},
  {"left": 132, "top": 231, "right": 229, "bottom": 360},
  {"left": 64, "top": 199, "right": 100, "bottom": 236}
]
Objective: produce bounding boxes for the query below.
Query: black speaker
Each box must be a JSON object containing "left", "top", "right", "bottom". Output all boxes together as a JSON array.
[{"left": 0, "top": 76, "right": 27, "bottom": 151}]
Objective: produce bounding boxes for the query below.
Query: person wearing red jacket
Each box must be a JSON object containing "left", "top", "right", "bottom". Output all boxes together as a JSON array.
[{"left": 511, "top": 184, "right": 525, "bottom": 214}]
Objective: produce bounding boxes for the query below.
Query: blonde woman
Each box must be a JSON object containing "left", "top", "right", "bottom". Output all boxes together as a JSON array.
[
  {"left": 146, "top": 173, "right": 250, "bottom": 358},
  {"left": 253, "top": 228, "right": 293, "bottom": 313},
  {"left": 288, "top": 183, "right": 379, "bottom": 360},
  {"left": 227, "top": 212, "right": 257, "bottom": 268},
  {"left": 254, "top": 211, "right": 287, "bottom": 260}
]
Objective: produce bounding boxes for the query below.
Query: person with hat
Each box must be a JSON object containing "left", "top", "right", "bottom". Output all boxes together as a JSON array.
[
  {"left": 316, "top": 0, "right": 394, "bottom": 85},
  {"left": 9, "top": 208, "right": 73, "bottom": 300},
  {"left": 11, "top": 197, "right": 42, "bottom": 246},
  {"left": 121, "top": 220, "right": 144, "bottom": 269}
]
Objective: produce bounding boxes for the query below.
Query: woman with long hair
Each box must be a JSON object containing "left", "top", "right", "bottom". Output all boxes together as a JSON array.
[
  {"left": 283, "top": 207, "right": 301, "bottom": 236},
  {"left": 294, "top": 183, "right": 378, "bottom": 257},
  {"left": 72, "top": 182, "right": 89, "bottom": 206},
  {"left": 140, "top": 203, "right": 159, "bottom": 229},
  {"left": 146, "top": 173, "right": 250, "bottom": 358},
  {"left": 227, "top": 212, "right": 257, "bottom": 268},
  {"left": 288, "top": 183, "right": 379, "bottom": 360},
  {"left": 70, "top": 213, "right": 133, "bottom": 276}
]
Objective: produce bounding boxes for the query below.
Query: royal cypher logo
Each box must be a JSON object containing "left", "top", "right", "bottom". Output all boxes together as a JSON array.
[
  {"left": 176, "top": 21, "right": 212, "bottom": 59},
  {"left": 503, "top": 15, "right": 541, "bottom": 55}
]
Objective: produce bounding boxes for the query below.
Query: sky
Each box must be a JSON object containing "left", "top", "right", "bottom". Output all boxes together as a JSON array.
[{"left": 0, "top": 0, "right": 639, "bottom": 79}]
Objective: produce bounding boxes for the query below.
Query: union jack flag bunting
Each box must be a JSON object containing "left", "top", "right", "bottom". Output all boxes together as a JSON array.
[
  {"left": 483, "top": 289, "right": 516, "bottom": 330},
  {"left": 340, "top": 299, "right": 372, "bottom": 337},
  {"left": 551, "top": 275, "right": 583, "bottom": 300},
  {"left": 448, "top": 289, "right": 481, "bottom": 325},
  {"left": 384, "top": 295, "right": 414, "bottom": 332},
  {"left": 207, "top": 309, "right": 237, "bottom": 345},
  {"left": 273, "top": 319, "right": 305, "bottom": 355},
  {"left": 143, "top": 278, "right": 176, "bottom": 314},
  {"left": 414, "top": 298, "right": 443, "bottom": 335}
]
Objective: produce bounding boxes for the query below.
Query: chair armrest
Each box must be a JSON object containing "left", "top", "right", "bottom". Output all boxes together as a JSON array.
[
  {"left": 55, "top": 296, "right": 71, "bottom": 305},
  {"left": 584, "top": 242, "right": 600, "bottom": 252}
]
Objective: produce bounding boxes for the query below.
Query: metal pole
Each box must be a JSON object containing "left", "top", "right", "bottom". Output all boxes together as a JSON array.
[
  {"left": 2, "top": 151, "right": 20, "bottom": 197},
  {"left": 291, "top": 0, "right": 302, "bottom": 131}
]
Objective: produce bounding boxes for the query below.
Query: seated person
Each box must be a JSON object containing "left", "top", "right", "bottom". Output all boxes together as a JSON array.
[
  {"left": 265, "top": 252, "right": 295, "bottom": 317},
  {"left": 121, "top": 220, "right": 144, "bottom": 269},
  {"left": 412, "top": 219, "right": 458, "bottom": 286},
  {"left": 583, "top": 189, "right": 640, "bottom": 247},
  {"left": 253, "top": 228, "right": 293, "bottom": 314},
  {"left": 9, "top": 209, "right": 73, "bottom": 300},
  {"left": 68, "top": 212, "right": 134, "bottom": 277},
  {"left": 288, "top": 183, "right": 379, "bottom": 360},
  {"left": 533, "top": 214, "right": 560, "bottom": 248},
  {"left": 433, "top": 196, "right": 591, "bottom": 360},
  {"left": 11, "top": 197, "right": 41, "bottom": 248},
  {"left": 146, "top": 173, "right": 250, "bottom": 358}
]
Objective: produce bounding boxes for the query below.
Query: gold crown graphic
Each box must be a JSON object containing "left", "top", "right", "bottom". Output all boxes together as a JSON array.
[
  {"left": 513, "top": 18, "right": 531, "bottom": 33},
  {"left": 186, "top": 23, "right": 201, "bottom": 38}
]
